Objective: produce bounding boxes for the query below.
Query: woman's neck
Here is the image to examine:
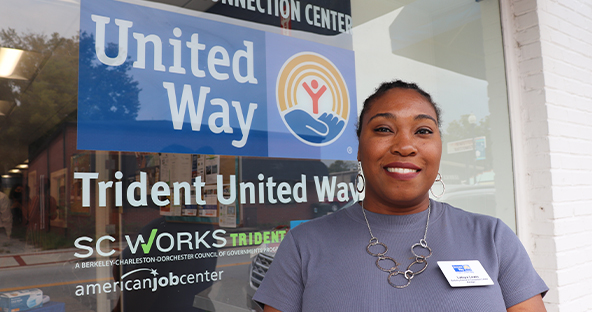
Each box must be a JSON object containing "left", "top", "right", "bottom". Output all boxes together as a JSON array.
[{"left": 361, "top": 195, "right": 430, "bottom": 215}]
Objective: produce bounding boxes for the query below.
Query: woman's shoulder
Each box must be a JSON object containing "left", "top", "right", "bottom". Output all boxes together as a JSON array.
[
  {"left": 434, "top": 200, "right": 523, "bottom": 258},
  {"left": 434, "top": 200, "right": 509, "bottom": 233}
]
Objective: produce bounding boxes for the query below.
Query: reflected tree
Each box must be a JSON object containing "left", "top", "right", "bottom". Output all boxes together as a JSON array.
[
  {"left": 0, "top": 29, "right": 78, "bottom": 172},
  {"left": 0, "top": 29, "right": 141, "bottom": 174},
  {"left": 328, "top": 160, "right": 356, "bottom": 173},
  {"left": 78, "top": 31, "right": 140, "bottom": 121},
  {"left": 444, "top": 114, "right": 489, "bottom": 142}
]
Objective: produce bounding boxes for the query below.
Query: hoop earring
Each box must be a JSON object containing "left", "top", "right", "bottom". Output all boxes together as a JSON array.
[
  {"left": 356, "top": 161, "right": 365, "bottom": 193},
  {"left": 430, "top": 173, "right": 445, "bottom": 198}
]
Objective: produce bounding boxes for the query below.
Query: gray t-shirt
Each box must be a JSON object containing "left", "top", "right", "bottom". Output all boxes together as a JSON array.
[{"left": 253, "top": 200, "right": 548, "bottom": 311}]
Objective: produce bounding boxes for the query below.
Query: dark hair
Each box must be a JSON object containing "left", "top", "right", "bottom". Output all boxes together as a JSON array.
[
  {"left": 356, "top": 80, "right": 442, "bottom": 138},
  {"left": 9, "top": 184, "right": 23, "bottom": 201}
]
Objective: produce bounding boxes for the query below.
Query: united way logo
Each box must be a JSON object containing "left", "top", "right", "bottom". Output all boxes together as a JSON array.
[
  {"left": 452, "top": 265, "right": 473, "bottom": 273},
  {"left": 276, "top": 52, "right": 350, "bottom": 146}
]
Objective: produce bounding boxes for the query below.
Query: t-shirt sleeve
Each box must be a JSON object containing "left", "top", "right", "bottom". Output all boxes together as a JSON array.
[
  {"left": 494, "top": 219, "right": 548, "bottom": 308},
  {"left": 252, "top": 231, "right": 304, "bottom": 312}
]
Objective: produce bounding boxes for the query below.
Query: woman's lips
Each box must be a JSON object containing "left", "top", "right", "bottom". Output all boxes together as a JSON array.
[{"left": 384, "top": 162, "right": 421, "bottom": 180}]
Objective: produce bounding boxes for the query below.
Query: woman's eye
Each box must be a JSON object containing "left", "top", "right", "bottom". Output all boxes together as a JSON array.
[
  {"left": 374, "top": 127, "right": 391, "bottom": 133},
  {"left": 416, "top": 128, "right": 433, "bottom": 135}
]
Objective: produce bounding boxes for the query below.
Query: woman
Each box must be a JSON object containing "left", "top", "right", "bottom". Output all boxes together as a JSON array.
[
  {"left": 0, "top": 190, "right": 11, "bottom": 238},
  {"left": 253, "top": 80, "right": 548, "bottom": 311},
  {"left": 9, "top": 184, "right": 24, "bottom": 225}
]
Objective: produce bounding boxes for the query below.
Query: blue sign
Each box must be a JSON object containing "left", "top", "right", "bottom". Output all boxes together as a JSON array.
[
  {"left": 452, "top": 265, "right": 473, "bottom": 273},
  {"left": 289, "top": 219, "right": 310, "bottom": 229},
  {"left": 474, "top": 137, "right": 486, "bottom": 161},
  {"left": 78, "top": 0, "right": 357, "bottom": 160}
]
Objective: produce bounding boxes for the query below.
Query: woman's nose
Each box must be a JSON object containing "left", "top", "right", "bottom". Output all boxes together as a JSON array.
[{"left": 390, "top": 133, "right": 417, "bottom": 156}]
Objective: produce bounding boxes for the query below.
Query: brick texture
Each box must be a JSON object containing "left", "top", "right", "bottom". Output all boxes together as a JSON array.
[{"left": 504, "top": 0, "right": 592, "bottom": 310}]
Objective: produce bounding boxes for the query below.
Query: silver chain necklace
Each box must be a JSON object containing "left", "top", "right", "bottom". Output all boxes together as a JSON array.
[{"left": 361, "top": 202, "right": 432, "bottom": 289}]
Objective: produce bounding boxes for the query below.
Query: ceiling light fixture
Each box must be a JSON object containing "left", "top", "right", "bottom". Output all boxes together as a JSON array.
[{"left": 0, "top": 47, "right": 24, "bottom": 78}]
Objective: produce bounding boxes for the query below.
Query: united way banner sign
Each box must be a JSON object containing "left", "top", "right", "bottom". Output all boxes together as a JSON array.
[{"left": 78, "top": 0, "right": 357, "bottom": 160}]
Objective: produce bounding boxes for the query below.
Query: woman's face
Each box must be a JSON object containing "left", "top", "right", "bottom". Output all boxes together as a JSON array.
[{"left": 358, "top": 88, "right": 442, "bottom": 214}]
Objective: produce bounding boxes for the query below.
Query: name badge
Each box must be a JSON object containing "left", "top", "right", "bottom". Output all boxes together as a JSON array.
[{"left": 437, "top": 260, "right": 494, "bottom": 287}]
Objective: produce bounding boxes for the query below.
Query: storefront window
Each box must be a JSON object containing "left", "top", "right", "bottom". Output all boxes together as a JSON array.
[
  {"left": 353, "top": 0, "right": 515, "bottom": 229},
  {"left": 0, "top": 0, "right": 512, "bottom": 311}
]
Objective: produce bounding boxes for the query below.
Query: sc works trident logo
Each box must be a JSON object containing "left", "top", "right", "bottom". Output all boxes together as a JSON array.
[
  {"left": 276, "top": 52, "right": 350, "bottom": 146},
  {"left": 74, "top": 229, "right": 227, "bottom": 258}
]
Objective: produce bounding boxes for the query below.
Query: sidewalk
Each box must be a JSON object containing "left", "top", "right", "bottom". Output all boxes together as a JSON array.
[{"left": 0, "top": 231, "right": 78, "bottom": 269}]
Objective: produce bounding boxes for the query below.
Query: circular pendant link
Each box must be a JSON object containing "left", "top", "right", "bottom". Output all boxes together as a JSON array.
[
  {"left": 367, "top": 240, "right": 388, "bottom": 257},
  {"left": 407, "top": 258, "right": 429, "bottom": 275},
  {"left": 419, "top": 238, "right": 428, "bottom": 248},
  {"left": 388, "top": 271, "right": 411, "bottom": 289},
  {"left": 404, "top": 270, "right": 414, "bottom": 280},
  {"left": 375, "top": 256, "right": 399, "bottom": 272},
  {"left": 411, "top": 242, "right": 432, "bottom": 259}
]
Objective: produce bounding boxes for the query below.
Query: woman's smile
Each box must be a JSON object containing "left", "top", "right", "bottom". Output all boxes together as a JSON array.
[{"left": 384, "top": 162, "right": 421, "bottom": 180}]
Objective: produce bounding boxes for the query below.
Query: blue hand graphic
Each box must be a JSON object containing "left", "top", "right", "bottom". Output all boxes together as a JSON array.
[
  {"left": 317, "top": 112, "right": 345, "bottom": 142},
  {"left": 284, "top": 109, "right": 345, "bottom": 144}
]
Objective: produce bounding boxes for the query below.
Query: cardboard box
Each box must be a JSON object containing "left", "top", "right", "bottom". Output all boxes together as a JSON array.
[{"left": 0, "top": 289, "right": 43, "bottom": 312}]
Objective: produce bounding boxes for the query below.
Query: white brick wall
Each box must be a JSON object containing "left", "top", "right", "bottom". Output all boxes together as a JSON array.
[{"left": 501, "top": 0, "right": 592, "bottom": 311}]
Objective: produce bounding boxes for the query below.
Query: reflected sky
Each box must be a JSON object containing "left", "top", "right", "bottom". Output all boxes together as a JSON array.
[
  {"left": 0, "top": 0, "right": 80, "bottom": 38},
  {"left": 353, "top": 7, "right": 490, "bottom": 131}
]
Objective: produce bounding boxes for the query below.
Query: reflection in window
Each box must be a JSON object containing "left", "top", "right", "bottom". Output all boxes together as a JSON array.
[{"left": 352, "top": 0, "right": 516, "bottom": 230}]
